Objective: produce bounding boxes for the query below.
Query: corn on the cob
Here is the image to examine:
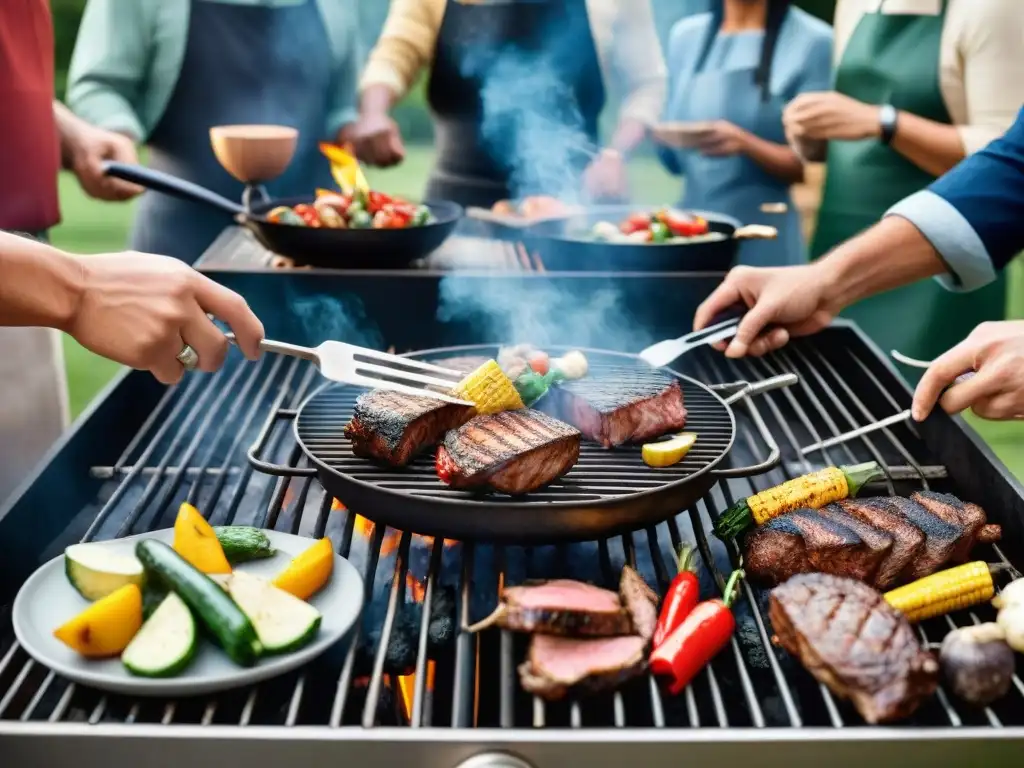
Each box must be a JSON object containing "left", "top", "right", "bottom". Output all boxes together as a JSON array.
[
  {"left": 713, "top": 462, "right": 882, "bottom": 541},
  {"left": 885, "top": 561, "right": 998, "bottom": 623},
  {"left": 451, "top": 360, "right": 524, "bottom": 415}
]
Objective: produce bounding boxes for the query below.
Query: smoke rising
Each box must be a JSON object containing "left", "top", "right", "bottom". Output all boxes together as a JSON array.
[{"left": 289, "top": 293, "right": 384, "bottom": 349}]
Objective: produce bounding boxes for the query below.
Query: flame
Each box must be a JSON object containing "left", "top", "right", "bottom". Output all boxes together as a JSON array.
[{"left": 397, "top": 662, "right": 435, "bottom": 723}]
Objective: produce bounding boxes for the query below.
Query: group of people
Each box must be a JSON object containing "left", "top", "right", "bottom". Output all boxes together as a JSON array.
[{"left": 3, "top": 0, "right": 1024, "bottom": 503}]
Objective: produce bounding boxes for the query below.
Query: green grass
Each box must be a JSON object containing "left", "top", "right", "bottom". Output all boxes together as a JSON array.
[{"left": 52, "top": 145, "right": 1024, "bottom": 478}]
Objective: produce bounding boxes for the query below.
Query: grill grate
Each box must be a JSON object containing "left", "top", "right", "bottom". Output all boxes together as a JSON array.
[
  {"left": 1, "top": 329, "right": 1023, "bottom": 737},
  {"left": 296, "top": 354, "right": 735, "bottom": 505}
]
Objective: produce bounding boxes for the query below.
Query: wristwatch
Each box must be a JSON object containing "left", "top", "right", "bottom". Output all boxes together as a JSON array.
[{"left": 879, "top": 104, "right": 898, "bottom": 145}]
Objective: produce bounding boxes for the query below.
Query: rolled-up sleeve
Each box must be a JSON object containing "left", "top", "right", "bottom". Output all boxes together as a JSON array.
[
  {"left": 610, "top": 0, "right": 666, "bottom": 127},
  {"left": 359, "top": 0, "right": 442, "bottom": 100},
  {"left": 886, "top": 107, "right": 1024, "bottom": 292}
]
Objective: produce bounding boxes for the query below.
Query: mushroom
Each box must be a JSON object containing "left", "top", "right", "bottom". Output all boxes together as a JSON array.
[{"left": 940, "top": 623, "right": 1015, "bottom": 706}]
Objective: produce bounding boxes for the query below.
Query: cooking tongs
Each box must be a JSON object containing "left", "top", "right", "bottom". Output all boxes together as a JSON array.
[
  {"left": 640, "top": 306, "right": 745, "bottom": 368},
  {"left": 226, "top": 334, "right": 473, "bottom": 405}
]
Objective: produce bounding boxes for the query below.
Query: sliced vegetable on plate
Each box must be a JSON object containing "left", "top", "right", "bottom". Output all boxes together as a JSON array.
[
  {"left": 272, "top": 537, "right": 334, "bottom": 601},
  {"left": 213, "top": 526, "right": 276, "bottom": 564},
  {"left": 137, "top": 539, "right": 263, "bottom": 666},
  {"left": 220, "top": 571, "right": 322, "bottom": 655},
  {"left": 65, "top": 543, "right": 146, "bottom": 601},
  {"left": 122, "top": 592, "right": 197, "bottom": 678},
  {"left": 173, "top": 502, "right": 232, "bottom": 575},
  {"left": 53, "top": 583, "right": 143, "bottom": 658}
]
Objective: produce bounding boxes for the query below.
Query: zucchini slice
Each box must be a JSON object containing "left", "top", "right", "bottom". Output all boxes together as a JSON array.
[
  {"left": 122, "top": 592, "right": 197, "bottom": 677},
  {"left": 65, "top": 543, "right": 146, "bottom": 601},
  {"left": 221, "top": 572, "right": 322, "bottom": 654}
]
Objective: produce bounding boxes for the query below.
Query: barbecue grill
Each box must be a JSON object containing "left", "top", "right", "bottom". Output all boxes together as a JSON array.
[{"left": 2, "top": 233, "right": 1024, "bottom": 766}]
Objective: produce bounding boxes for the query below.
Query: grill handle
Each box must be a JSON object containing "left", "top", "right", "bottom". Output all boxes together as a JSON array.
[
  {"left": 708, "top": 373, "right": 797, "bottom": 478},
  {"left": 246, "top": 404, "right": 318, "bottom": 477}
]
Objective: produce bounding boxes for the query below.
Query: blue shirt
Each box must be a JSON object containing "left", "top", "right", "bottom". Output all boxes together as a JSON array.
[{"left": 888, "top": 106, "right": 1024, "bottom": 291}]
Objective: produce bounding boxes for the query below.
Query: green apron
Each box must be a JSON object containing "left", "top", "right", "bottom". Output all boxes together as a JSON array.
[{"left": 811, "top": 0, "right": 1005, "bottom": 365}]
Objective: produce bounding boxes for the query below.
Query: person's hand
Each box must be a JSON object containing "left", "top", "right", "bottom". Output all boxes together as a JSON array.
[
  {"left": 65, "top": 252, "right": 264, "bottom": 385},
  {"left": 913, "top": 321, "right": 1024, "bottom": 422},
  {"left": 348, "top": 112, "right": 405, "bottom": 167},
  {"left": 68, "top": 124, "right": 144, "bottom": 201},
  {"left": 784, "top": 91, "right": 881, "bottom": 142},
  {"left": 583, "top": 148, "right": 629, "bottom": 200},
  {"left": 693, "top": 263, "right": 842, "bottom": 358},
  {"left": 692, "top": 120, "right": 750, "bottom": 157}
]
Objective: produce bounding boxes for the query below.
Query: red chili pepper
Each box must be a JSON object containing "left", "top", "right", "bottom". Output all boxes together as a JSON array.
[
  {"left": 292, "top": 203, "right": 322, "bottom": 228},
  {"left": 367, "top": 190, "right": 394, "bottom": 214},
  {"left": 619, "top": 212, "right": 651, "bottom": 235},
  {"left": 652, "top": 545, "right": 700, "bottom": 649},
  {"left": 649, "top": 569, "right": 743, "bottom": 695},
  {"left": 657, "top": 210, "right": 708, "bottom": 237}
]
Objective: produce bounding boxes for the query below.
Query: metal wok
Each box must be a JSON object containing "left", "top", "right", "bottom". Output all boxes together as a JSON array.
[
  {"left": 248, "top": 344, "right": 796, "bottom": 544},
  {"left": 524, "top": 205, "right": 776, "bottom": 272},
  {"left": 103, "top": 162, "right": 462, "bottom": 269}
]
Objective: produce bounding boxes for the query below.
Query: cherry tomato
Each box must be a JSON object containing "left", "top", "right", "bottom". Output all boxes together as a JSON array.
[
  {"left": 528, "top": 353, "right": 550, "bottom": 376},
  {"left": 657, "top": 210, "right": 709, "bottom": 237},
  {"left": 292, "top": 203, "right": 322, "bottom": 228},
  {"left": 372, "top": 210, "right": 406, "bottom": 229},
  {"left": 620, "top": 212, "right": 651, "bottom": 235},
  {"left": 367, "top": 190, "right": 395, "bottom": 215}
]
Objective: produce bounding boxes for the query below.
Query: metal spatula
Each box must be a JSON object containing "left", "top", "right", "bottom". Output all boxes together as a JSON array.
[{"left": 227, "top": 334, "right": 473, "bottom": 405}]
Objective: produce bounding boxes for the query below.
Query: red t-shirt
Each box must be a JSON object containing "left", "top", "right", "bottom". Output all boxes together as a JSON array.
[{"left": 0, "top": 0, "right": 60, "bottom": 232}]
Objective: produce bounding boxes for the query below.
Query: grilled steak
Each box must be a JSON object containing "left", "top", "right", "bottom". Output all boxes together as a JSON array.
[
  {"left": 436, "top": 409, "right": 580, "bottom": 494},
  {"left": 770, "top": 573, "right": 939, "bottom": 724},
  {"left": 744, "top": 509, "right": 887, "bottom": 586},
  {"left": 871, "top": 496, "right": 961, "bottom": 580},
  {"left": 469, "top": 579, "right": 633, "bottom": 637},
  {"left": 519, "top": 634, "right": 647, "bottom": 701},
  {"left": 541, "top": 367, "right": 686, "bottom": 448},
  {"left": 619, "top": 566, "right": 659, "bottom": 641},
  {"left": 839, "top": 499, "right": 926, "bottom": 584},
  {"left": 911, "top": 491, "right": 1002, "bottom": 562},
  {"left": 817, "top": 504, "right": 897, "bottom": 588},
  {"left": 345, "top": 390, "right": 474, "bottom": 466}
]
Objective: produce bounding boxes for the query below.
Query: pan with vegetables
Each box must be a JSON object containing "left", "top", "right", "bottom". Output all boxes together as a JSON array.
[
  {"left": 13, "top": 503, "right": 363, "bottom": 696},
  {"left": 102, "top": 162, "right": 462, "bottom": 269},
  {"left": 523, "top": 205, "right": 777, "bottom": 272}
]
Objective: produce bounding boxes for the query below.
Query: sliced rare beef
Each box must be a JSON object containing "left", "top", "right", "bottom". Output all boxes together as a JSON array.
[
  {"left": 770, "top": 573, "right": 939, "bottom": 724},
  {"left": 541, "top": 367, "right": 686, "bottom": 448},
  {"left": 817, "top": 504, "right": 897, "bottom": 588},
  {"left": 436, "top": 409, "right": 580, "bottom": 494},
  {"left": 619, "top": 566, "right": 659, "bottom": 642},
  {"left": 518, "top": 634, "right": 648, "bottom": 701},
  {"left": 911, "top": 491, "right": 1002, "bottom": 562},
  {"left": 744, "top": 508, "right": 886, "bottom": 586},
  {"left": 345, "top": 390, "right": 474, "bottom": 467},
  {"left": 468, "top": 579, "right": 633, "bottom": 637},
  {"left": 838, "top": 499, "right": 926, "bottom": 585}
]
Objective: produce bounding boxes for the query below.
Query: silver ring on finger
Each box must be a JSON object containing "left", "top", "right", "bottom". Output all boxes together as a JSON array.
[{"left": 176, "top": 343, "right": 200, "bottom": 371}]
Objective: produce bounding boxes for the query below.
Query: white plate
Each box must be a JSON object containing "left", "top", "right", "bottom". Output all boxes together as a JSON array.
[{"left": 12, "top": 529, "right": 363, "bottom": 697}]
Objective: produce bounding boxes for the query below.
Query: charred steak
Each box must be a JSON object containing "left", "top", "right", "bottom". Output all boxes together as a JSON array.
[
  {"left": 436, "top": 409, "right": 580, "bottom": 495},
  {"left": 911, "top": 491, "right": 1002, "bottom": 562},
  {"left": 619, "top": 566, "right": 659, "bottom": 642},
  {"left": 518, "top": 634, "right": 647, "bottom": 701},
  {"left": 469, "top": 579, "right": 633, "bottom": 637},
  {"left": 770, "top": 573, "right": 939, "bottom": 724},
  {"left": 817, "top": 504, "right": 897, "bottom": 588},
  {"left": 541, "top": 367, "right": 687, "bottom": 448},
  {"left": 345, "top": 390, "right": 474, "bottom": 467},
  {"left": 838, "top": 499, "right": 926, "bottom": 584},
  {"left": 864, "top": 497, "right": 961, "bottom": 580},
  {"left": 744, "top": 508, "right": 888, "bottom": 586}
]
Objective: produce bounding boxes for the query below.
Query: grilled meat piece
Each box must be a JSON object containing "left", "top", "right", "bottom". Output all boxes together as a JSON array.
[
  {"left": 345, "top": 390, "right": 474, "bottom": 467},
  {"left": 871, "top": 496, "right": 961, "bottom": 580},
  {"left": 619, "top": 566, "right": 659, "bottom": 642},
  {"left": 471, "top": 579, "right": 632, "bottom": 637},
  {"left": 744, "top": 509, "right": 888, "bottom": 586},
  {"left": 438, "top": 355, "right": 492, "bottom": 375},
  {"left": 519, "top": 634, "right": 647, "bottom": 701},
  {"left": 770, "top": 573, "right": 939, "bottom": 724},
  {"left": 436, "top": 409, "right": 580, "bottom": 494},
  {"left": 911, "top": 491, "right": 1002, "bottom": 562},
  {"left": 838, "top": 499, "right": 926, "bottom": 584},
  {"left": 541, "top": 367, "right": 686, "bottom": 448},
  {"left": 817, "top": 504, "right": 897, "bottom": 588}
]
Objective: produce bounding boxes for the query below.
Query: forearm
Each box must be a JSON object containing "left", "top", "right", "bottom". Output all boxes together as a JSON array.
[
  {"left": 819, "top": 216, "right": 948, "bottom": 309},
  {"left": 742, "top": 134, "right": 805, "bottom": 184},
  {"left": 359, "top": 84, "right": 398, "bottom": 118},
  {"left": 890, "top": 112, "right": 967, "bottom": 177},
  {"left": 608, "top": 118, "right": 647, "bottom": 156},
  {"left": 0, "top": 232, "right": 84, "bottom": 330}
]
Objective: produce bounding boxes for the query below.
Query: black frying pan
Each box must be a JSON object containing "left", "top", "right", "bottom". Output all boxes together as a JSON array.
[
  {"left": 524, "top": 205, "right": 777, "bottom": 272},
  {"left": 103, "top": 162, "right": 462, "bottom": 269}
]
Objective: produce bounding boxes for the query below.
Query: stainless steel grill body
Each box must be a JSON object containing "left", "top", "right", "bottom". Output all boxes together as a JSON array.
[{"left": 2, "top": 323, "right": 1024, "bottom": 768}]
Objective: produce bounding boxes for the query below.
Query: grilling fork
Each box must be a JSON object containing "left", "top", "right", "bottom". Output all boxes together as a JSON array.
[{"left": 225, "top": 334, "right": 473, "bottom": 405}]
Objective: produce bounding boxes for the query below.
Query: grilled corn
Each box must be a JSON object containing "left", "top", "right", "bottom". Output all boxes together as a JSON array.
[
  {"left": 885, "top": 561, "right": 999, "bottom": 623},
  {"left": 451, "top": 359, "right": 524, "bottom": 414},
  {"left": 713, "top": 462, "right": 882, "bottom": 540}
]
